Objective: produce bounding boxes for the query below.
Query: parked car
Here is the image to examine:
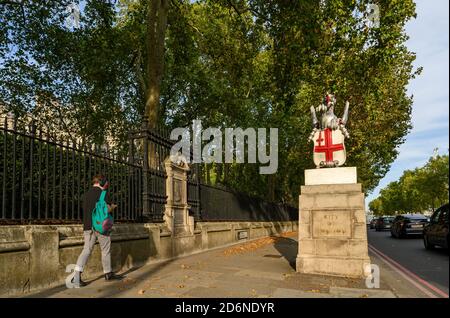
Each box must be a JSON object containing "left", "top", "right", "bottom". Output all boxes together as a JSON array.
[
  {"left": 390, "top": 214, "right": 428, "bottom": 238},
  {"left": 369, "top": 218, "right": 378, "bottom": 229},
  {"left": 423, "top": 203, "right": 449, "bottom": 250},
  {"left": 375, "top": 216, "right": 395, "bottom": 231}
]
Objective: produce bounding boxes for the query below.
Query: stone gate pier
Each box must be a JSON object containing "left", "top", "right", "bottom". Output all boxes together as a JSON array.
[
  {"left": 296, "top": 167, "right": 371, "bottom": 278},
  {"left": 163, "top": 156, "right": 196, "bottom": 256}
]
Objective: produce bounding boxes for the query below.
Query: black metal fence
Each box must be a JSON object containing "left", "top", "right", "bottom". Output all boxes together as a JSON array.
[
  {"left": 0, "top": 115, "right": 297, "bottom": 224},
  {"left": 0, "top": 116, "right": 166, "bottom": 224},
  {"left": 128, "top": 118, "right": 201, "bottom": 222},
  {"left": 200, "top": 184, "right": 298, "bottom": 222}
]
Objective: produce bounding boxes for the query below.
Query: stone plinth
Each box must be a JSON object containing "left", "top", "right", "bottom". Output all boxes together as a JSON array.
[{"left": 296, "top": 168, "right": 370, "bottom": 278}]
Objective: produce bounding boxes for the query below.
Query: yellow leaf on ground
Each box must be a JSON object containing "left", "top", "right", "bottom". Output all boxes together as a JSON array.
[{"left": 308, "top": 289, "right": 320, "bottom": 293}]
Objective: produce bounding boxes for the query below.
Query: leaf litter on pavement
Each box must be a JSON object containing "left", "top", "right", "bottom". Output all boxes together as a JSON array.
[{"left": 221, "top": 232, "right": 297, "bottom": 256}]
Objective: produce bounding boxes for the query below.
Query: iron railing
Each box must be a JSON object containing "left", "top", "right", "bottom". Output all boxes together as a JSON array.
[
  {"left": 0, "top": 115, "right": 296, "bottom": 224},
  {"left": 0, "top": 116, "right": 166, "bottom": 223},
  {"left": 129, "top": 118, "right": 201, "bottom": 221},
  {"left": 200, "top": 183, "right": 298, "bottom": 222}
]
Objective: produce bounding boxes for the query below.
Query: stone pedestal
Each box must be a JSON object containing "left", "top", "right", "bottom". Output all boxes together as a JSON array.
[
  {"left": 164, "top": 158, "right": 194, "bottom": 237},
  {"left": 296, "top": 167, "right": 370, "bottom": 278}
]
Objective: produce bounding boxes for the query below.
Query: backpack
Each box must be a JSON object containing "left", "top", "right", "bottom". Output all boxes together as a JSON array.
[{"left": 92, "top": 190, "right": 114, "bottom": 235}]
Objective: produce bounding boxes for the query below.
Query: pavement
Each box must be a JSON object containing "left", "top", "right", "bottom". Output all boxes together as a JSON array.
[{"left": 25, "top": 231, "right": 445, "bottom": 298}]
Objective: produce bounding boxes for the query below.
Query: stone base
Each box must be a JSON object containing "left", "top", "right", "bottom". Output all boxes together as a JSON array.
[
  {"left": 172, "top": 234, "right": 196, "bottom": 257},
  {"left": 296, "top": 169, "right": 370, "bottom": 278},
  {"left": 296, "top": 255, "right": 371, "bottom": 278}
]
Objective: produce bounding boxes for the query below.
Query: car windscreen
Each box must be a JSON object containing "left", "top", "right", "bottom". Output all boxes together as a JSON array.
[{"left": 406, "top": 216, "right": 427, "bottom": 221}]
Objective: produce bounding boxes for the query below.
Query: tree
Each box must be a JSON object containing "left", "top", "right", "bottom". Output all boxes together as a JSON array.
[
  {"left": 1, "top": 0, "right": 421, "bottom": 204},
  {"left": 369, "top": 197, "right": 383, "bottom": 216},
  {"left": 0, "top": 0, "right": 138, "bottom": 151},
  {"left": 415, "top": 155, "right": 449, "bottom": 211},
  {"left": 369, "top": 155, "right": 449, "bottom": 215}
]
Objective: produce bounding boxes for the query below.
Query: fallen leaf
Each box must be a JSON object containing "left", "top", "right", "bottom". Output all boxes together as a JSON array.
[
  {"left": 138, "top": 289, "right": 145, "bottom": 295},
  {"left": 177, "top": 285, "right": 185, "bottom": 288},
  {"left": 308, "top": 289, "right": 320, "bottom": 293}
]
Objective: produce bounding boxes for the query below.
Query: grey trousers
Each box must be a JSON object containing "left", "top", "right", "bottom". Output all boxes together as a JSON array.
[{"left": 75, "top": 230, "right": 112, "bottom": 274}]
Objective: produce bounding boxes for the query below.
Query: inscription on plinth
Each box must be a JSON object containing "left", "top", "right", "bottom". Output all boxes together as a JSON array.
[{"left": 312, "top": 211, "right": 351, "bottom": 238}]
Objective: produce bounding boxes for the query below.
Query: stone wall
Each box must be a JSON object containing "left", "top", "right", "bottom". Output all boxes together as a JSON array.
[{"left": 0, "top": 221, "right": 297, "bottom": 297}]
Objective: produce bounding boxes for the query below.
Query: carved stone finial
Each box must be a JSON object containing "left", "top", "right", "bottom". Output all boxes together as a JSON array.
[{"left": 169, "top": 151, "right": 188, "bottom": 167}]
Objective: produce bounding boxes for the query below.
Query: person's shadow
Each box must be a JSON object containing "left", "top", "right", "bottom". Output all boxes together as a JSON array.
[{"left": 273, "top": 237, "right": 298, "bottom": 270}]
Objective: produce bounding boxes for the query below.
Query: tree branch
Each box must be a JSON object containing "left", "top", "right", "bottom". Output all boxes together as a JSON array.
[
  {"left": 225, "top": 0, "right": 267, "bottom": 22},
  {"left": 170, "top": 0, "right": 204, "bottom": 37},
  {"left": 133, "top": 49, "right": 147, "bottom": 94},
  {"left": 226, "top": 0, "right": 242, "bottom": 16},
  {"left": 0, "top": 0, "right": 27, "bottom": 22}
]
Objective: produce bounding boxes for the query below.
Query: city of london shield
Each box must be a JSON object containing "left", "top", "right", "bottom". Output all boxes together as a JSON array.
[{"left": 313, "top": 128, "right": 346, "bottom": 168}]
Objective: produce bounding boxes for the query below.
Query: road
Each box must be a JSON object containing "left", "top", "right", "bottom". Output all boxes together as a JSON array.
[{"left": 367, "top": 229, "right": 449, "bottom": 297}]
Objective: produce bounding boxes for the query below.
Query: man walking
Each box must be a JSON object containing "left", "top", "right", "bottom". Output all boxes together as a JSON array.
[{"left": 72, "top": 174, "right": 122, "bottom": 288}]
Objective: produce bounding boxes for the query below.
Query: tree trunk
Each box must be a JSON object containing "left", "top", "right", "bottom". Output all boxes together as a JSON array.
[{"left": 145, "top": 0, "right": 169, "bottom": 169}]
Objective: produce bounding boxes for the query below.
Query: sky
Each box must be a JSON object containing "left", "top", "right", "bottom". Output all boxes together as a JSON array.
[{"left": 366, "top": 0, "right": 450, "bottom": 207}]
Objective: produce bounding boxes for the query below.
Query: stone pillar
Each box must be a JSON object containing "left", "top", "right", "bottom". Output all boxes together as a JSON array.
[
  {"left": 296, "top": 167, "right": 371, "bottom": 278},
  {"left": 164, "top": 157, "right": 194, "bottom": 237},
  {"left": 25, "top": 226, "right": 60, "bottom": 290},
  {"left": 164, "top": 157, "right": 197, "bottom": 257}
]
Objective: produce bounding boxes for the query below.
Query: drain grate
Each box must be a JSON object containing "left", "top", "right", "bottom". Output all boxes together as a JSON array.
[{"left": 263, "top": 254, "right": 282, "bottom": 258}]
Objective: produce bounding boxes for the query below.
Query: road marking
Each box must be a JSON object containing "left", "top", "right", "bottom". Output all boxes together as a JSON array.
[
  {"left": 369, "top": 246, "right": 436, "bottom": 298},
  {"left": 369, "top": 244, "right": 449, "bottom": 298}
]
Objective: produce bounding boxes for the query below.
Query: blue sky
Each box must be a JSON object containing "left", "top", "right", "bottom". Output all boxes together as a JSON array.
[{"left": 366, "top": 0, "right": 450, "bottom": 206}]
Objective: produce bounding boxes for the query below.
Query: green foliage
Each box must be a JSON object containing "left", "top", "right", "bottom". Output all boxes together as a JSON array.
[
  {"left": 1, "top": 0, "right": 420, "bottom": 203},
  {"left": 0, "top": 0, "right": 139, "bottom": 149},
  {"left": 369, "top": 155, "right": 449, "bottom": 216}
]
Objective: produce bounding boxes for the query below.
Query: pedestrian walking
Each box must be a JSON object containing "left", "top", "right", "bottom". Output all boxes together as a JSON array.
[{"left": 71, "top": 174, "right": 122, "bottom": 288}]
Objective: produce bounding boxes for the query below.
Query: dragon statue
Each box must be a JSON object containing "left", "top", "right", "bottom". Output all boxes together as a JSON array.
[{"left": 308, "top": 93, "right": 350, "bottom": 168}]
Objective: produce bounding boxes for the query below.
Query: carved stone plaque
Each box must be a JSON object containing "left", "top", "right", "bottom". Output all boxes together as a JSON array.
[
  {"left": 174, "top": 209, "right": 184, "bottom": 225},
  {"left": 174, "top": 180, "right": 182, "bottom": 204},
  {"left": 312, "top": 210, "right": 351, "bottom": 238}
]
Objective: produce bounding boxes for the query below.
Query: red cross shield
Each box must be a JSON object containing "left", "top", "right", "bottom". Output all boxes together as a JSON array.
[{"left": 313, "top": 128, "right": 346, "bottom": 167}]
